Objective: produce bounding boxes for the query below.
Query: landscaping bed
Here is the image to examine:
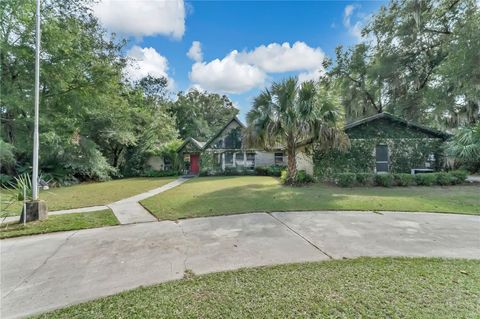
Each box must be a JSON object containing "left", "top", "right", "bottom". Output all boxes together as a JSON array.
[
  {"left": 0, "top": 209, "right": 118, "bottom": 239},
  {"left": 334, "top": 170, "right": 469, "bottom": 187},
  {"left": 36, "top": 257, "right": 480, "bottom": 318},
  {"left": 141, "top": 176, "right": 480, "bottom": 220}
]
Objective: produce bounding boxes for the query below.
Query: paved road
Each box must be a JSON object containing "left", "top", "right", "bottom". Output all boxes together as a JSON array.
[{"left": 1, "top": 211, "right": 479, "bottom": 318}]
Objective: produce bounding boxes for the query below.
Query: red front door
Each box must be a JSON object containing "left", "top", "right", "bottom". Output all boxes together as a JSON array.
[{"left": 190, "top": 154, "right": 200, "bottom": 174}]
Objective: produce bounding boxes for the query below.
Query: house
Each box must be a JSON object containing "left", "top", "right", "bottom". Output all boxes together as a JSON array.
[
  {"left": 178, "top": 113, "right": 449, "bottom": 178},
  {"left": 177, "top": 117, "right": 313, "bottom": 175},
  {"left": 314, "top": 112, "right": 450, "bottom": 179}
]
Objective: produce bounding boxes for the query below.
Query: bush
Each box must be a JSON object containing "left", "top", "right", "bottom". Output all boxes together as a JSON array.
[
  {"left": 267, "top": 165, "right": 284, "bottom": 177},
  {"left": 255, "top": 165, "right": 285, "bottom": 177},
  {"left": 374, "top": 174, "right": 395, "bottom": 187},
  {"left": 436, "top": 172, "right": 454, "bottom": 186},
  {"left": 449, "top": 170, "right": 468, "bottom": 185},
  {"left": 356, "top": 173, "right": 374, "bottom": 186},
  {"left": 224, "top": 167, "right": 243, "bottom": 176},
  {"left": 415, "top": 173, "right": 437, "bottom": 186},
  {"left": 254, "top": 167, "right": 268, "bottom": 176},
  {"left": 335, "top": 173, "right": 356, "bottom": 187},
  {"left": 295, "top": 170, "right": 315, "bottom": 184},
  {"left": 280, "top": 170, "right": 288, "bottom": 184},
  {"left": 142, "top": 169, "right": 180, "bottom": 177},
  {"left": 393, "top": 173, "right": 415, "bottom": 187}
]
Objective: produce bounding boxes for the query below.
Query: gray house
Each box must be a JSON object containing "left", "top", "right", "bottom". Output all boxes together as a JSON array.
[{"left": 177, "top": 117, "right": 313, "bottom": 175}]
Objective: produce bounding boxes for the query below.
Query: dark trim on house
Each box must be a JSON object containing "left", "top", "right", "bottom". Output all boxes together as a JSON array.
[
  {"left": 202, "top": 116, "right": 246, "bottom": 149},
  {"left": 345, "top": 112, "right": 450, "bottom": 139},
  {"left": 177, "top": 137, "right": 206, "bottom": 153}
]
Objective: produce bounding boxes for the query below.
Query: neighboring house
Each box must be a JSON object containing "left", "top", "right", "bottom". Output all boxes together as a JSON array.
[
  {"left": 177, "top": 117, "right": 313, "bottom": 175},
  {"left": 314, "top": 112, "right": 450, "bottom": 179}
]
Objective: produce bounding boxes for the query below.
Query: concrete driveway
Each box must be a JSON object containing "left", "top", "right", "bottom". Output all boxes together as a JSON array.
[{"left": 1, "top": 211, "right": 479, "bottom": 318}]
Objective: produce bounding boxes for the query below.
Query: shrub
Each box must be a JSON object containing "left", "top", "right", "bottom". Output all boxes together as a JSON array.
[
  {"left": 295, "top": 170, "right": 315, "bottom": 184},
  {"left": 393, "top": 173, "right": 415, "bottom": 187},
  {"left": 254, "top": 167, "right": 268, "bottom": 176},
  {"left": 335, "top": 173, "right": 356, "bottom": 187},
  {"left": 374, "top": 174, "right": 395, "bottom": 187},
  {"left": 224, "top": 167, "right": 243, "bottom": 176},
  {"left": 280, "top": 170, "right": 288, "bottom": 184},
  {"left": 415, "top": 173, "right": 437, "bottom": 186},
  {"left": 356, "top": 173, "right": 374, "bottom": 186},
  {"left": 255, "top": 165, "right": 285, "bottom": 177},
  {"left": 436, "top": 172, "right": 454, "bottom": 186},
  {"left": 142, "top": 169, "right": 180, "bottom": 177},
  {"left": 449, "top": 170, "right": 468, "bottom": 185},
  {"left": 267, "top": 165, "right": 284, "bottom": 177},
  {"left": 198, "top": 168, "right": 211, "bottom": 177}
]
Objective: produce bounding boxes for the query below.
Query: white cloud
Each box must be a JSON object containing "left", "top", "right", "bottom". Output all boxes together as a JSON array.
[
  {"left": 298, "top": 69, "right": 324, "bottom": 83},
  {"left": 93, "top": 0, "right": 185, "bottom": 39},
  {"left": 343, "top": 4, "right": 363, "bottom": 41},
  {"left": 189, "top": 51, "right": 266, "bottom": 94},
  {"left": 187, "top": 41, "right": 203, "bottom": 62},
  {"left": 124, "top": 46, "right": 174, "bottom": 88},
  {"left": 236, "top": 42, "right": 326, "bottom": 73},
  {"left": 189, "top": 41, "right": 327, "bottom": 94}
]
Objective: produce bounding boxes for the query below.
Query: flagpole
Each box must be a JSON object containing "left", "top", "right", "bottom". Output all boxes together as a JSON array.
[{"left": 32, "top": 0, "right": 41, "bottom": 200}]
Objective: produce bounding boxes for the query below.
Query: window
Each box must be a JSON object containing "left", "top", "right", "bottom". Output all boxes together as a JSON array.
[
  {"left": 246, "top": 152, "right": 255, "bottom": 169},
  {"left": 274, "top": 152, "right": 284, "bottom": 165},
  {"left": 375, "top": 145, "right": 389, "bottom": 172},
  {"left": 224, "top": 129, "right": 242, "bottom": 149},
  {"left": 225, "top": 152, "right": 233, "bottom": 165}
]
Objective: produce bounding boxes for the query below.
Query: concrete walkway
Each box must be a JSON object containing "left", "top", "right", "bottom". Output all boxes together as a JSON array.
[
  {"left": 107, "top": 177, "right": 188, "bottom": 224},
  {"left": 1, "top": 211, "right": 479, "bottom": 319},
  {"left": 2, "top": 177, "right": 188, "bottom": 225}
]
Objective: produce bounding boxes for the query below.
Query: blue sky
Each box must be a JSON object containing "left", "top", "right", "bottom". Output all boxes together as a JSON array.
[{"left": 94, "top": 1, "right": 386, "bottom": 120}]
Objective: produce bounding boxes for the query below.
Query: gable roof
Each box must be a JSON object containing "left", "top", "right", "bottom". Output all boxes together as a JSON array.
[
  {"left": 177, "top": 137, "right": 206, "bottom": 153},
  {"left": 202, "top": 116, "right": 245, "bottom": 149},
  {"left": 345, "top": 112, "right": 450, "bottom": 139}
]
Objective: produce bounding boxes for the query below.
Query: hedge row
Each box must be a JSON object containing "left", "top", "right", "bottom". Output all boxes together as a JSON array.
[
  {"left": 335, "top": 170, "right": 468, "bottom": 187},
  {"left": 200, "top": 165, "right": 285, "bottom": 177}
]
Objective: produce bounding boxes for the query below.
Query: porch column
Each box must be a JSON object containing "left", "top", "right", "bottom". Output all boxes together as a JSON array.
[
  {"left": 221, "top": 153, "right": 225, "bottom": 171},
  {"left": 233, "top": 152, "right": 236, "bottom": 167},
  {"left": 243, "top": 151, "right": 246, "bottom": 167}
]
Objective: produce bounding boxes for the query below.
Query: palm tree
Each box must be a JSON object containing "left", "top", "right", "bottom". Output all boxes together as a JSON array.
[
  {"left": 245, "top": 77, "right": 348, "bottom": 184},
  {"left": 446, "top": 123, "right": 480, "bottom": 172}
]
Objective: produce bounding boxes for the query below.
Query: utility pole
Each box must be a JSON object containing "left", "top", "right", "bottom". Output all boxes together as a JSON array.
[{"left": 32, "top": 0, "right": 41, "bottom": 200}]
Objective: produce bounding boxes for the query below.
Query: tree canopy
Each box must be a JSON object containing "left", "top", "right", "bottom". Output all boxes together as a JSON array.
[
  {"left": 0, "top": 0, "right": 240, "bottom": 184},
  {"left": 167, "top": 90, "right": 239, "bottom": 142},
  {"left": 331, "top": 0, "right": 479, "bottom": 127}
]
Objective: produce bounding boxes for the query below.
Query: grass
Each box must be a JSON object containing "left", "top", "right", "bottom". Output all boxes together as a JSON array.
[
  {"left": 141, "top": 176, "right": 480, "bottom": 220},
  {"left": 0, "top": 209, "right": 118, "bottom": 239},
  {"left": 1, "top": 177, "right": 176, "bottom": 216},
  {"left": 36, "top": 257, "right": 480, "bottom": 318}
]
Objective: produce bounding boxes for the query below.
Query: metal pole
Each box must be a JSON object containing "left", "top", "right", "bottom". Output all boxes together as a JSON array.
[
  {"left": 23, "top": 187, "right": 27, "bottom": 226},
  {"left": 32, "top": 0, "right": 41, "bottom": 200}
]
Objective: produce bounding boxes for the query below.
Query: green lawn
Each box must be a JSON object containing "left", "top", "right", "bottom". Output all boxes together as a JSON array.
[
  {"left": 0, "top": 209, "right": 119, "bottom": 239},
  {"left": 141, "top": 176, "right": 480, "bottom": 220},
  {"left": 37, "top": 257, "right": 480, "bottom": 318},
  {"left": 1, "top": 177, "right": 176, "bottom": 216}
]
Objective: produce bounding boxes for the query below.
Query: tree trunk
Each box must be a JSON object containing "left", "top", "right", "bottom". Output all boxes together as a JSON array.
[{"left": 286, "top": 143, "right": 297, "bottom": 184}]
